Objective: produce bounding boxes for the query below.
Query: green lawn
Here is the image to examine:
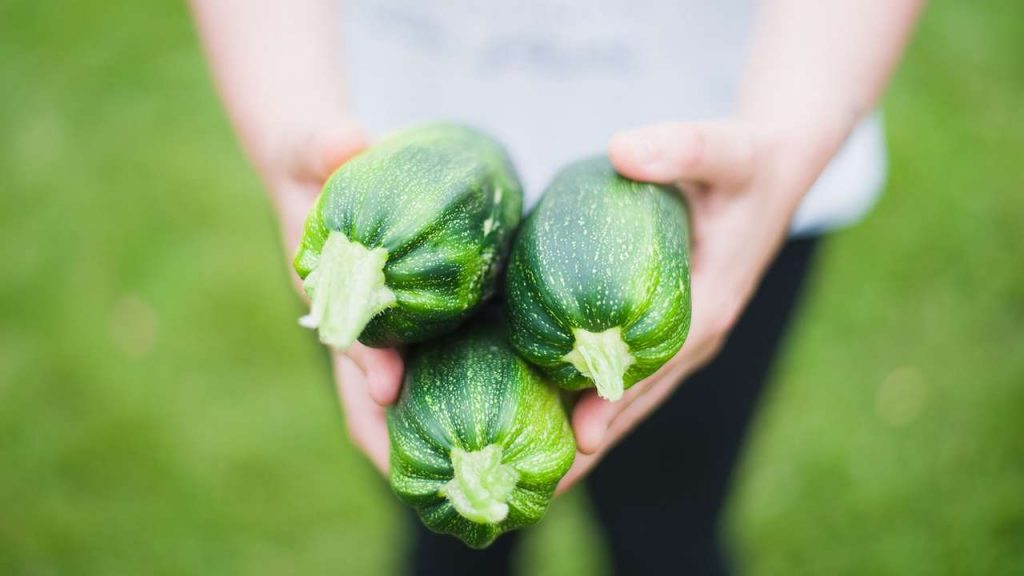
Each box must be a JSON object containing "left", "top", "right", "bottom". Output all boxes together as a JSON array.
[{"left": 1, "top": 1, "right": 1022, "bottom": 574}]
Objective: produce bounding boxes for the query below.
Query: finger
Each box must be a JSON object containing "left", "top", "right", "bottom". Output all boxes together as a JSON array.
[
  {"left": 559, "top": 363, "right": 693, "bottom": 494},
  {"left": 559, "top": 380, "right": 665, "bottom": 494},
  {"left": 346, "top": 344, "right": 404, "bottom": 406},
  {"left": 570, "top": 375, "right": 658, "bottom": 455},
  {"left": 609, "top": 121, "right": 754, "bottom": 187},
  {"left": 555, "top": 450, "right": 599, "bottom": 496},
  {"left": 570, "top": 391, "right": 616, "bottom": 455},
  {"left": 335, "top": 354, "right": 390, "bottom": 474},
  {"left": 293, "top": 119, "right": 370, "bottom": 183},
  {"left": 605, "top": 366, "right": 686, "bottom": 442}
]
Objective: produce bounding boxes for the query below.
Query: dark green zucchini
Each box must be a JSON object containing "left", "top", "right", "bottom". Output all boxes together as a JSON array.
[
  {"left": 387, "top": 318, "right": 576, "bottom": 548},
  {"left": 294, "top": 123, "right": 523, "bottom": 349},
  {"left": 505, "top": 157, "right": 691, "bottom": 401}
]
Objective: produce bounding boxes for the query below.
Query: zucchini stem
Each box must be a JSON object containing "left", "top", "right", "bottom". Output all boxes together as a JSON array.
[
  {"left": 299, "top": 231, "right": 396, "bottom": 350},
  {"left": 441, "top": 445, "right": 519, "bottom": 525},
  {"left": 564, "top": 327, "right": 634, "bottom": 401}
]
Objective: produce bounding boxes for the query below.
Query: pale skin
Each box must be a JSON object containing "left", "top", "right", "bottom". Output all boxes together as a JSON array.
[{"left": 191, "top": 0, "right": 924, "bottom": 490}]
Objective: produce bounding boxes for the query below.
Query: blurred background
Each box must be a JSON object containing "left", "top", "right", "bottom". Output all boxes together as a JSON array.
[{"left": 2, "top": 0, "right": 1023, "bottom": 574}]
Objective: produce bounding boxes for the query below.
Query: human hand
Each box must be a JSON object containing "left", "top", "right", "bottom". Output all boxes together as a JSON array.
[
  {"left": 557, "top": 119, "right": 833, "bottom": 493},
  {"left": 260, "top": 118, "right": 402, "bottom": 475}
]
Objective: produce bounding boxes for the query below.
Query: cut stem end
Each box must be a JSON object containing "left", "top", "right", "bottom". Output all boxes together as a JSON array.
[
  {"left": 299, "top": 231, "right": 395, "bottom": 350},
  {"left": 564, "top": 327, "right": 634, "bottom": 402},
  {"left": 441, "top": 445, "right": 519, "bottom": 525}
]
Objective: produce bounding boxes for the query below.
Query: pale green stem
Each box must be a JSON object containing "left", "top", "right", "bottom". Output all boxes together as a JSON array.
[
  {"left": 299, "top": 231, "right": 396, "bottom": 350},
  {"left": 563, "top": 327, "right": 635, "bottom": 401},
  {"left": 440, "top": 445, "right": 519, "bottom": 525}
]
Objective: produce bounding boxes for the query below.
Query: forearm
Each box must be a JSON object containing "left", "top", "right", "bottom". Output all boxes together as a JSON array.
[
  {"left": 740, "top": 0, "right": 924, "bottom": 190},
  {"left": 189, "top": 0, "right": 348, "bottom": 177}
]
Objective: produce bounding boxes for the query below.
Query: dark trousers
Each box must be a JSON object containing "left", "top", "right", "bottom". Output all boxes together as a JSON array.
[{"left": 407, "top": 237, "right": 821, "bottom": 576}]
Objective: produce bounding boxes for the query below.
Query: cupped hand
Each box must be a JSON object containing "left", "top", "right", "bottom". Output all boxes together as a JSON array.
[
  {"left": 263, "top": 117, "right": 402, "bottom": 475},
  {"left": 558, "top": 120, "right": 824, "bottom": 493}
]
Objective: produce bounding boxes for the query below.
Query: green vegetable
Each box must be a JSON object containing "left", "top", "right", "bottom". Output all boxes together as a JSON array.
[
  {"left": 294, "top": 123, "right": 523, "bottom": 349},
  {"left": 505, "top": 157, "right": 691, "bottom": 401},
  {"left": 387, "top": 317, "right": 576, "bottom": 549}
]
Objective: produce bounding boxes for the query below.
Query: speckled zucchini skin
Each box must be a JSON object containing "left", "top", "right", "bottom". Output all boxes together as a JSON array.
[
  {"left": 505, "top": 156, "right": 691, "bottom": 393},
  {"left": 294, "top": 123, "right": 523, "bottom": 347},
  {"left": 387, "top": 319, "right": 576, "bottom": 549}
]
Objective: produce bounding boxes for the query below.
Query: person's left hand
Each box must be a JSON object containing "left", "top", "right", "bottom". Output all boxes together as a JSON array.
[
  {"left": 257, "top": 117, "right": 403, "bottom": 475},
  {"left": 557, "top": 119, "right": 831, "bottom": 493}
]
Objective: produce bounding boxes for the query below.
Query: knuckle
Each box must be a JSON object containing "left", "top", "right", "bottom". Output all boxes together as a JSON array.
[{"left": 680, "top": 127, "right": 707, "bottom": 173}]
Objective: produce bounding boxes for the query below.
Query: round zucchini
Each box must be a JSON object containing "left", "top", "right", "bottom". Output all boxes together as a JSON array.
[
  {"left": 387, "top": 318, "right": 576, "bottom": 549},
  {"left": 294, "top": 123, "right": 523, "bottom": 349},
  {"left": 505, "top": 157, "right": 691, "bottom": 401}
]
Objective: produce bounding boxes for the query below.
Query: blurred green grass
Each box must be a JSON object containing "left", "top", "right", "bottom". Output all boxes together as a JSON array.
[{"left": 0, "top": 1, "right": 1022, "bottom": 574}]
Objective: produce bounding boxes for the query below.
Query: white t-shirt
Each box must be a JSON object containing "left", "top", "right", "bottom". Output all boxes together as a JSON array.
[{"left": 341, "top": 0, "right": 886, "bottom": 236}]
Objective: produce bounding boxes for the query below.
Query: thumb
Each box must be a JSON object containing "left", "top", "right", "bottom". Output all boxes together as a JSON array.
[{"left": 609, "top": 121, "right": 753, "bottom": 187}]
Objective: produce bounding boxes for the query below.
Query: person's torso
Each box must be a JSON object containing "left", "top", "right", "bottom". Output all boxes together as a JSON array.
[{"left": 341, "top": 0, "right": 886, "bottom": 235}]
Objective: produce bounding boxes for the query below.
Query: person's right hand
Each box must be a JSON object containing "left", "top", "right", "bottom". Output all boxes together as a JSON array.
[{"left": 258, "top": 117, "right": 402, "bottom": 474}]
